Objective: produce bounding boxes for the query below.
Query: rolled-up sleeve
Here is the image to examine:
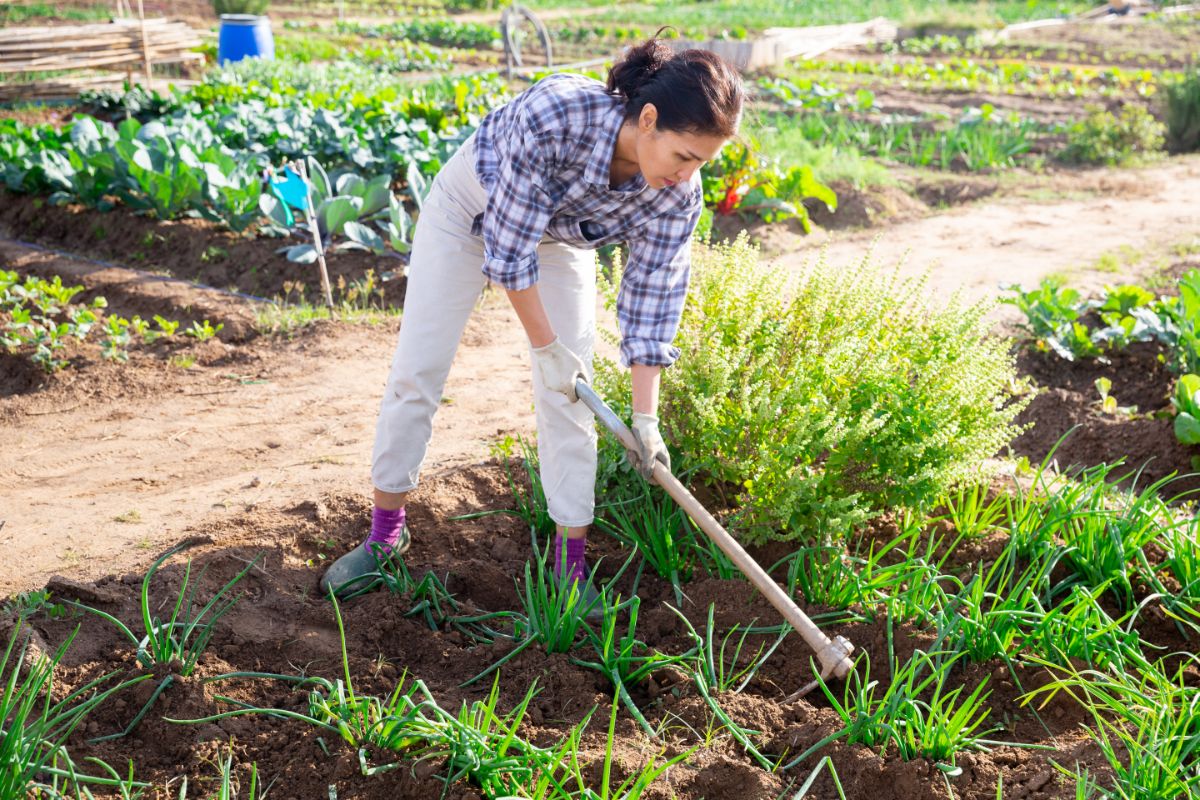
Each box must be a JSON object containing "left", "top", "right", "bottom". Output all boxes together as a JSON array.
[
  {"left": 479, "top": 108, "right": 555, "bottom": 291},
  {"left": 617, "top": 197, "right": 703, "bottom": 367}
]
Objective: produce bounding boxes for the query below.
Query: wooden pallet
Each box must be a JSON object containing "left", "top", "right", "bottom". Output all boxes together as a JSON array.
[{"left": 0, "top": 18, "right": 203, "bottom": 102}]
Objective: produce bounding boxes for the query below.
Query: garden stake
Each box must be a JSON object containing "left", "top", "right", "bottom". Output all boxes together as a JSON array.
[
  {"left": 576, "top": 379, "right": 854, "bottom": 698},
  {"left": 293, "top": 159, "right": 335, "bottom": 310}
]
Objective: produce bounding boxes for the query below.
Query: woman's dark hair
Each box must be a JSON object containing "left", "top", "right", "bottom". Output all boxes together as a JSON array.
[{"left": 606, "top": 33, "right": 743, "bottom": 138}]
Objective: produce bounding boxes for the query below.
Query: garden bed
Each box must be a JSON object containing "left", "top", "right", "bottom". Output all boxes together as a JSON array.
[
  {"left": 0, "top": 241, "right": 273, "bottom": 417},
  {"left": 4, "top": 8, "right": 1200, "bottom": 799},
  {"left": 0, "top": 192, "right": 407, "bottom": 307},
  {"left": 1011, "top": 341, "right": 1200, "bottom": 496},
  {"left": 6, "top": 461, "right": 1150, "bottom": 800}
]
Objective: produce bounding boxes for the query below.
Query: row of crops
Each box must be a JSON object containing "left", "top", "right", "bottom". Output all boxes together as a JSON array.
[
  {"left": 1, "top": 13, "right": 1196, "bottom": 285},
  {"left": 2, "top": 67, "right": 1194, "bottom": 262},
  {"left": 1006, "top": 266, "right": 1200, "bottom": 452},
  {"left": 0, "top": 66, "right": 497, "bottom": 269}
]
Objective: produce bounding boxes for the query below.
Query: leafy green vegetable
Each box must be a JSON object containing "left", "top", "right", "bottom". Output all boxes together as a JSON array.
[{"left": 1172, "top": 374, "right": 1200, "bottom": 445}]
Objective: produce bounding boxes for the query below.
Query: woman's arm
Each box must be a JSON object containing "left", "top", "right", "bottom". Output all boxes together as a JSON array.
[
  {"left": 631, "top": 363, "right": 661, "bottom": 414},
  {"left": 506, "top": 285, "right": 555, "bottom": 348},
  {"left": 510, "top": 283, "right": 662, "bottom": 421}
]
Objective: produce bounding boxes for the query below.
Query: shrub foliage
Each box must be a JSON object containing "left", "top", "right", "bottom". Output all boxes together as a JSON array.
[
  {"left": 213, "top": 0, "right": 269, "bottom": 15},
  {"left": 1059, "top": 104, "right": 1165, "bottom": 166},
  {"left": 1166, "top": 69, "right": 1200, "bottom": 154},
  {"left": 597, "top": 236, "right": 1028, "bottom": 544}
]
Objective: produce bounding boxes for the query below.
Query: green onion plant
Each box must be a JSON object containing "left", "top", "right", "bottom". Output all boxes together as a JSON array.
[
  {"left": 572, "top": 595, "right": 694, "bottom": 736},
  {"left": 780, "top": 546, "right": 869, "bottom": 610},
  {"left": 789, "top": 649, "right": 999, "bottom": 773},
  {"left": 596, "top": 490, "right": 698, "bottom": 605},
  {"left": 1028, "top": 653, "right": 1200, "bottom": 800},
  {"left": 941, "top": 482, "right": 1008, "bottom": 540},
  {"left": 67, "top": 542, "right": 261, "bottom": 676},
  {"left": 176, "top": 748, "right": 269, "bottom": 799},
  {"left": 0, "top": 624, "right": 150, "bottom": 798}
]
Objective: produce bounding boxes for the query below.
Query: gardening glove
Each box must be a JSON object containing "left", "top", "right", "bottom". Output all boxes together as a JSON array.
[
  {"left": 629, "top": 412, "right": 671, "bottom": 481},
  {"left": 532, "top": 337, "right": 586, "bottom": 402}
]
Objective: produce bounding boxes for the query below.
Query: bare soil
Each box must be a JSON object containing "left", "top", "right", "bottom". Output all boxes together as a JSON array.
[
  {"left": 1004, "top": 13, "right": 1200, "bottom": 70},
  {"left": 771, "top": 156, "right": 1200, "bottom": 309},
  {"left": 0, "top": 237, "right": 535, "bottom": 600}
]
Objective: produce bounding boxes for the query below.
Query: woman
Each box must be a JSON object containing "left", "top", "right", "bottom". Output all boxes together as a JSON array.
[{"left": 320, "top": 36, "right": 744, "bottom": 599}]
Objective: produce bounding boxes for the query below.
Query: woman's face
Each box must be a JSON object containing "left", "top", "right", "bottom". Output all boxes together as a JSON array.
[{"left": 634, "top": 103, "right": 731, "bottom": 190}]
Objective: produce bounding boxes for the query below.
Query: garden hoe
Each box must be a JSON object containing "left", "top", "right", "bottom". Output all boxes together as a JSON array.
[{"left": 576, "top": 379, "right": 855, "bottom": 700}]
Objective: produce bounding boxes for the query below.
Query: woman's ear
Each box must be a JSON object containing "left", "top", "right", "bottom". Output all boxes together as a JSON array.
[{"left": 638, "top": 103, "right": 659, "bottom": 134}]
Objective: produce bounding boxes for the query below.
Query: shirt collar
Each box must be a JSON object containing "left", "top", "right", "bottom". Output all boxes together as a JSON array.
[{"left": 585, "top": 102, "right": 646, "bottom": 194}]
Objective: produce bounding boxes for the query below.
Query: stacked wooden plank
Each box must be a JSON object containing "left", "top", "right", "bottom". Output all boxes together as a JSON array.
[
  {"left": 0, "top": 18, "right": 203, "bottom": 102},
  {"left": 0, "top": 18, "right": 204, "bottom": 74}
]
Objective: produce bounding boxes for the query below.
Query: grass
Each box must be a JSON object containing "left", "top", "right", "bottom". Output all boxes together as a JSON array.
[
  {"left": 1083, "top": 244, "right": 1147, "bottom": 275},
  {"left": 256, "top": 300, "right": 401, "bottom": 333},
  {"left": 0, "top": 2, "right": 111, "bottom": 24},
  {"left": 564, "top": 0, "right": 1095, "bottom": 33},
  {"left": 273, "top": 30, "right": 456, "bottom": 71}
]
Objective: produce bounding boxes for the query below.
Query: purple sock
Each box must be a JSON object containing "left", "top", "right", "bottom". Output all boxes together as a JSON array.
[
  {"left": 552, "top": 533, "right": 588, "bottom": 584},
  {"left": 364, "top": 506, "right": 405, "bottom": 555}
]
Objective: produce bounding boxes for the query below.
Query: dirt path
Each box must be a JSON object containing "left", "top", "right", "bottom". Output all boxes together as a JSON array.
[
  {"left": 0, "top": 243, "right": 535, "bottom": 596},
  {"left": 774, "top": 156, "right": 1200, "bottom": 310},
  {"left": 4, "top": 157, "right": 1200, "bottom": 596}
]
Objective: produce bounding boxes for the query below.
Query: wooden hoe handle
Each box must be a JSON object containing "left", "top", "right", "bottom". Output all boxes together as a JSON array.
[{"left": 575, "top": 380, "right": 855, "bottom": 688}]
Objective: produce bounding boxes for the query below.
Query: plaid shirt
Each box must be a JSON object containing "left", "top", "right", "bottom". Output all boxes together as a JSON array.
[{"left": 472, "top": 73, "right": 703, "bottom": 367}]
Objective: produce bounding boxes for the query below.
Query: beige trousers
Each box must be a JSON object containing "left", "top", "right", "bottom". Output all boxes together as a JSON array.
[{"left": 371, "top": 135, "right": 599, "bottom": 527}]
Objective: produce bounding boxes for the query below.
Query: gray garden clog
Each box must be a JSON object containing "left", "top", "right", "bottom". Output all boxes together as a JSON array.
[{"left": 319, "top": 525, "right": 411, "bottom": 599}]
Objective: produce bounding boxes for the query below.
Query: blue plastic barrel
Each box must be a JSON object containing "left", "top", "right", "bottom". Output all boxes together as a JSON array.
[{"left": 217, "top": 14, "right": 274, "bottom": 64}]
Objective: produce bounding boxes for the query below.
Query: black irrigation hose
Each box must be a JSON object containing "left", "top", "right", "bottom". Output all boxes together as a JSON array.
[{"left": 0, "top": 235, "right": 271, "bottom": 305}]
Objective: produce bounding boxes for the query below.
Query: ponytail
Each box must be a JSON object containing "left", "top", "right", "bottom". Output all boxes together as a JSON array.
[
  {"left": 606, "top": 30, "right": 743, "bottom": 138},
  {"left": 605, "top": 36, "right": 672, "bottom": 101}
]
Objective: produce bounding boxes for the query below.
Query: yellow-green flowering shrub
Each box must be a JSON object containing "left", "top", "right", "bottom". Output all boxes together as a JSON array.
[{"left": 595, "top": 235, "right": 1029, "bottom": 544}]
